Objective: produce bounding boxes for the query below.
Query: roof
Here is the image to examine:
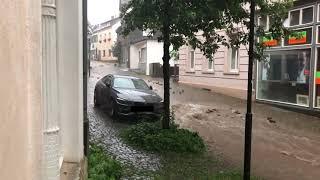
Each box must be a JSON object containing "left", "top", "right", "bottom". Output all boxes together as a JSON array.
[
  {"left": 93, "top": 17, "right": 121, "bottom": 33},
  {"left": 112, "top": 74, "right": 140, "bottom": 79}
]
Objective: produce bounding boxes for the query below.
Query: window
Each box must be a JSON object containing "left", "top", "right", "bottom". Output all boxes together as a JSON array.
[
  {"left": 302, "top": 7, "right": 313, "bottom": 24},
  {"left": 208, "top": 59, "right": 214, "bottom": 71},
  {"left": 289, "top": 6, "right": 314, "bottom": 26},
  {"left": 315, "top": 48, "right": 320, "bottom": 107},
  {"left": 284, "top": 28, "right": 312, "bottom": 46},
  {"left": 190, "top": 50, "right": 195, "bottom": 69},
  {"left": 140, "top": 48, "right": 147, "bottom": 62},
  {"left": 103, "top": 50, "right": 106, "bottom": 57},
  {"left": 257, "top": 49, "right": 311, "bottom": 105},
  {"left": 229, "top": 47, "right": 239, "bottom": 72},
  {"left": 113, "top": 77, "right": 149, "bottom": 90},
  {"left": 290, "top": 10, "right": 300, "bottom": 26},
  {"left": 258, "top": 15, "right": 274, "bottom": 31},
  {"left": 318, "top": 4, "right": 320, "bottom": 21},
  {"left": 258, "top": 16, "right": 268, "bottom": 31},
  {"left": 109, "top": 49, "right": 112, "bottom": 57}
]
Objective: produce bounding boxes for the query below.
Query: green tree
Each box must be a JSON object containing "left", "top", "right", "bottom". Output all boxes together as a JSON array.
[
  {"left": 120, "top": 0, "right": 292, "bottom": 129},
  {"left": 112, "top": 41, "right": 122, "bottom": 63}
]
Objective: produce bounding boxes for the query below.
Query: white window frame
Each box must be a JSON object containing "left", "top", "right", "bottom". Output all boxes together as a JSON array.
[
  {"left": 314, "top": 48, "right": 320, "bottom": 108},
  {"left": 228, "top": 47, "right": 239, "bottom": 73},
  {"left": 317, "top": 25, "right": 320, "bottom": 44},
  {"left": 258, "top": 15, "right": 270, "bottom": 31},
  {"left": 318, "top": 4, "right": 320, "bottom": 22},
  {"left": 288, "top": 5, "right": 314, "bottom": 27},
  {"left": 284, "top": 26, "right": 313, "bottom": 47},
  {"left": 190, "top": 50, "right": 195, "bottom": 70}
]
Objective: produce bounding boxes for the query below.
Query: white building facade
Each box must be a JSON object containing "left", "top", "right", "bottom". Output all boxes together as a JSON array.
[{"left": 0, "top": 0, "right": 85, "bottom": 179}]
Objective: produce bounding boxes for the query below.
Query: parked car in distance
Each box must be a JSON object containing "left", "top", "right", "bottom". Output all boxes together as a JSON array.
[{"left": 94, "top": 74, "right": 163, "bottom": 119}]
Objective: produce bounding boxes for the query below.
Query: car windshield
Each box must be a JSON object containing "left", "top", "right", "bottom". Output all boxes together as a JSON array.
[{"left": 113, "top": 77, "right": 150, "bottom": 90}]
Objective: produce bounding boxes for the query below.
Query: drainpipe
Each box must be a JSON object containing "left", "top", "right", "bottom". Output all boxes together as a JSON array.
[{"left": 83, "top": 0, "right": 89, "bottom": 156}]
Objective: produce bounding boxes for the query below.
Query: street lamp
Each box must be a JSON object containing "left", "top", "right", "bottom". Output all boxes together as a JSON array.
[{"left": 243, "top": 0, "right": 255, "bottom": 179}]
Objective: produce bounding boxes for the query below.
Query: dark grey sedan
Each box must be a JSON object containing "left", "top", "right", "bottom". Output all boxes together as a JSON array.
[{"left": 94, "top": 74, "right": 163, "bottom": 119}]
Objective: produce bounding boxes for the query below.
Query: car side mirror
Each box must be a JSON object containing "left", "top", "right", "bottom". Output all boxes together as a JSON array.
[{"left": 149, "top": 86, "right": 153, "bottom": 90}]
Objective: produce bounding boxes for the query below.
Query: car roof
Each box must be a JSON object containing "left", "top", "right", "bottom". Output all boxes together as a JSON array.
[{"left": 111, "top": 74, "right": 141, "bottom": 80}]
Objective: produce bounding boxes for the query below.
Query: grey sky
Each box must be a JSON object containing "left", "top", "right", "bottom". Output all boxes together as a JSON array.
[{"left": 88, "top": 0, "right": 120, "bottom": 25}]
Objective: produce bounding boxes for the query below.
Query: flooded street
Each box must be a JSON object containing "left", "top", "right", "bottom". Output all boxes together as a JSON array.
[{"left": 88, "top": 61, "right": 320, "bottom": 180}]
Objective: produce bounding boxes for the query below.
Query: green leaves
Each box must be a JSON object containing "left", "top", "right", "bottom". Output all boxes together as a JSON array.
[
  {"left": 120, "top": 121, "right": 206, "bottom": 153},
  {"left": 88, "top": 144, "right": 123, "bottom": 180},
  {"left": 121, "top": 0, "right": 292, "bottom": 61}
]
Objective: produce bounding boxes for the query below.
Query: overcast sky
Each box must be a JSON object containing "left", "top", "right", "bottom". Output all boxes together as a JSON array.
[{"left": 88, "top": 0, "right": 120, "bottom": 25}]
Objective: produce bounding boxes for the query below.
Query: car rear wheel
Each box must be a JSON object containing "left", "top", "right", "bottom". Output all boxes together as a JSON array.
[
  {"left": 94, "top": 90, "right": 99, "bottom": 107},
  {"left": 109, "top": 100, "right": 118, "bottom": 121}
]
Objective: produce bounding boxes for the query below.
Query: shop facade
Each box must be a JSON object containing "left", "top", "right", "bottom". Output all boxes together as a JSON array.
[{"left": 256, "top": 0, "right": 320, "bottom": 111}]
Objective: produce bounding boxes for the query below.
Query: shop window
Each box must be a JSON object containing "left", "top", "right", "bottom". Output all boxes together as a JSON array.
[
  {"left": 284, "top": 28, "right": 312, "bottom": 46},
  {"left": 190, "top": 50, "right": 195, "bottom": 69},
  {"left": 257, "top": 49, "right": 311, "bottom": 106},
  {"left": 289, "top": 6, "right": 314, "bottom": 26},
  {"left": 315, "top": 48, "right": 320, "bottom": 107},
  {"left": 229, "top": 47, "right": 239, "bottom": 72}
]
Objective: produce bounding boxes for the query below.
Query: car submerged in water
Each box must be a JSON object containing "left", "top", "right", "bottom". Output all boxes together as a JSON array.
[{"left": 94, "top": 74, "right": 163, "bottom": 119}]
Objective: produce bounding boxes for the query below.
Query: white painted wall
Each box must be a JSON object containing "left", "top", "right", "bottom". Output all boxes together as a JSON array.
[
  {"left": 0, "top": 0, "right": 42, "bottom": 179},
  {"left": 146, "top": 40, "right": 163, "bottom": 75},
  {"left": 57, "top": 0, "right": 84, "bottom": 163},
  {"left": 111, "top": 20, "right": 121, "bottom": 43}
]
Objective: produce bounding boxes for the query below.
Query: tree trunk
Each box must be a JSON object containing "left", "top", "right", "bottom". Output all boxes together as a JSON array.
[{"left": 162, "top": 11, "right": 171, "bottom": 129}]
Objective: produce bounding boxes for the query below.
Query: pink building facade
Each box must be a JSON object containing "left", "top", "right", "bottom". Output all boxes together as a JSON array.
[{"left": 178, "top": 34, "right": 250, "bottom": 99}]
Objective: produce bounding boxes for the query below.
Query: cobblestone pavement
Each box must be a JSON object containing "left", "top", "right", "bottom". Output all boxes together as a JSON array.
[{"left": 87, "top": 61, "right": 160, "bottom": 178}]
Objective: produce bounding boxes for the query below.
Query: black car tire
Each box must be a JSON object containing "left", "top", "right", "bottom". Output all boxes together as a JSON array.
[
  {"left": 94, "top": 89, "right": 100, "bottom": 107},
  {"left": 109, "top": 99, "right": 119, "bottom": 121}
]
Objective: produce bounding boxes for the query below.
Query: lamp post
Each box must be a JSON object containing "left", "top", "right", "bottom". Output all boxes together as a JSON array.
[{"left": 243, "top": 0, "right": 255, "bottom": 179}]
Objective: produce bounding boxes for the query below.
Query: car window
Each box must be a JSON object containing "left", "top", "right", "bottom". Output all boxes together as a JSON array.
[{"left": 113, "top": 77, "right": 149, "bottom": 90}]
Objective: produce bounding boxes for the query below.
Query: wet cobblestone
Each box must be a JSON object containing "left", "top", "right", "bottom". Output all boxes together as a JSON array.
[{"left": 88, "top": 61, "right": 161, "bottom": 178}]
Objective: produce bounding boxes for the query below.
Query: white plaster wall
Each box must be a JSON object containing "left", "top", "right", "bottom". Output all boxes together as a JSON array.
[
  {"left": 130, "top": 45, "right": 139, "bottom": 69},
  {"left": 146, "top": 40, "right": 163, "bottom": 75},
  {"left": 145, "top": 40, "right": 174, "bottom": 75},
  {"left": 57, "top": 0, "right": 84, "bottom": 163},
  {"left": 111, "top": 21, "right": 121, "bottom": 43},
  {"left": 0, "top": 0, "right": 42, "bottom": 179}
]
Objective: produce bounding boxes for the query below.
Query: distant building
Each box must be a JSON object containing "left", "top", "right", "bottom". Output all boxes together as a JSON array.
[
  {"left": 91, "top": 17, "right": 121, "bottom": 62},
  {"left": 118, "top": 0, "right": 174, "bottom": 75},
  {"left": 179, "top": 0, "right": 320, "bottom": 113}
]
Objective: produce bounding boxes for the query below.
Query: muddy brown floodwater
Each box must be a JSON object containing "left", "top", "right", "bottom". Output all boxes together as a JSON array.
[
  {"left": 173, "top": 104, "right": 320, "bottom": 180},
  {"left": 89, "top": 61, "right": 320, "bottom": 180}
]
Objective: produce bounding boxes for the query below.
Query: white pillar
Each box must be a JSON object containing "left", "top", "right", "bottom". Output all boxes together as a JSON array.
[
  {"left": 41, "top": 0, "right": 61, "bottom": 179},
  {"left": 57, "top": 0, "right": 84, "bottom": 163}
]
